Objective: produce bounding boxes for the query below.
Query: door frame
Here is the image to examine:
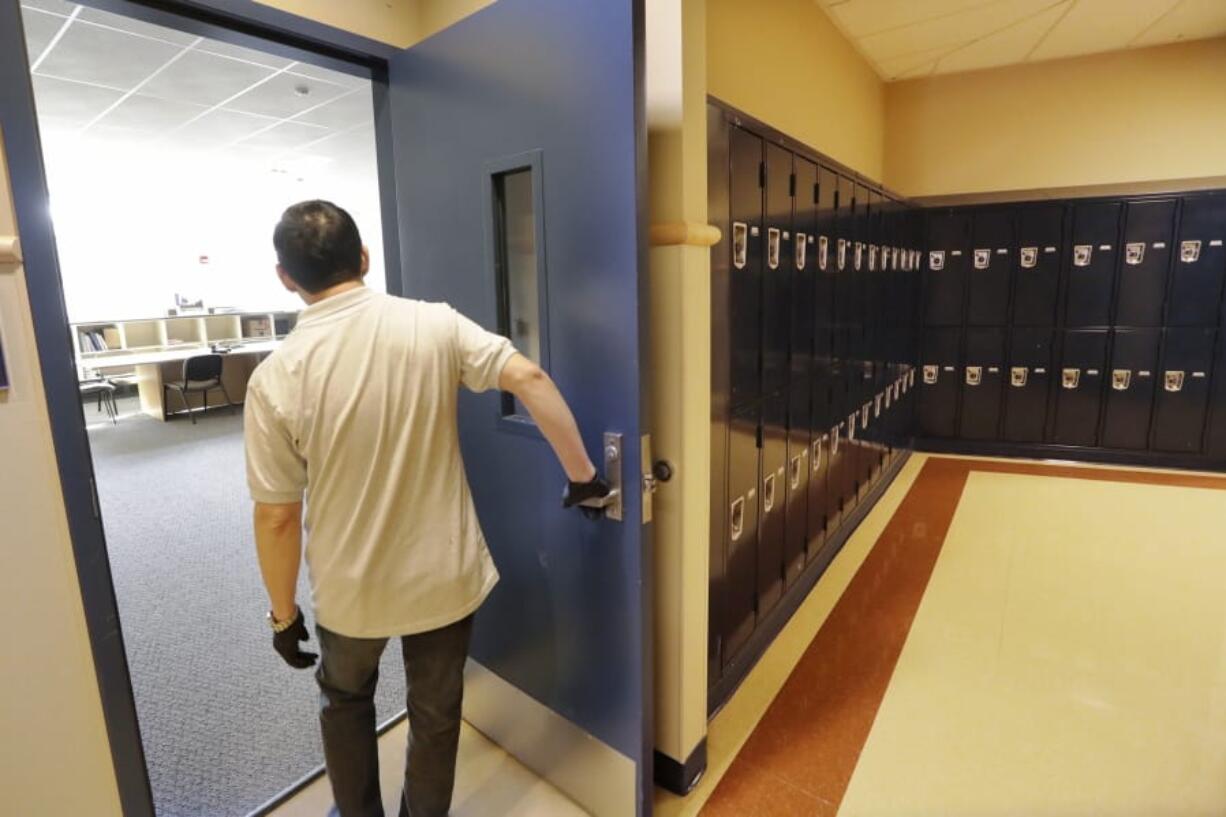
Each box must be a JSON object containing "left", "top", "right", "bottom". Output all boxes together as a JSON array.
[{"left": 2, "top": 2, "right": 410, "bottom": 814}]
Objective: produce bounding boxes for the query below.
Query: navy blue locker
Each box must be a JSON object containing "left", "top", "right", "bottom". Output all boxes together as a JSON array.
[
  {"left": 1152, "top": 328, "right": 1216, "bottom": 453},
  {"left": 1167, "top": 195, "right": 1226, "bottom": 326},
  {"left": 917, "top": 327, "right": 961, "bottom": 438},
  {"left": 1051, "top": 329, "right": 1108, "bottom": 447},
  {"left": 1101, "top": 328, "right": 1160, "bottom": 450},
  {"left": 1012, "top": 205, "right": 1063, "bottom": 326},
  {"left": 758, "top": 393, "right": 788, "bottom": 618},
  {"left": 1206, "top": 332, "right": 1226, "bottom": 459},
  {"left": 966, "top": 209, "right": 1013, "bottom": 326},
  {"left": 1065, "top": 202, "right": 1121, "bottom": 327},
  {"left": 791, "top": 158, "right": 818, "bottom": 384},
  {"left": 831, "top": 327, "right": 859, "bottom": 518},
  {"left": 723, "top": 404, "right": 760, "bottom": 663},
  {"left": 728, "top": 126, "right": 763, "bottom": 406},
  {"left": 762, "top": 144, "right": 793, "bottom": 397},
  {"left": 923, "top": 211, "right": 970, "bottom": 327},
  {"left": 807, "top": 377, "right": 833, "bottom": 555},
  {"left": 814, "top": 166, "right": 837, "bottom": 338},
  {"left": 784, "top": 380, "right": 811, "bottom": 588},
  {"left": 1003, "top": 327, "right": 1053, "bottom": 442},
  {"left": 1115, "top": 200, "right": 1176, "bottom": 327},
  {"left": 959, "top": 327, "right": 1005, "bottom": 440}
]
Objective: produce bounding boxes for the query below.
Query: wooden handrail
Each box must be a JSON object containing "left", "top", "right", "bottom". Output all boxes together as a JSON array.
[{"left": 650, "top": 221, "right": 721, "bottom": 247}]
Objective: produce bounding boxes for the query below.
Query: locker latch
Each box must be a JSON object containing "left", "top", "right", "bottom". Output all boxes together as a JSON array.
[
  {"left": 763, "top": 472, "right": 776, "bottom": 513},
  {"left": 861, "top": 403, "right": 871, "bottom": 429},
  {"left": 874, "top": 393, "right": 882, "bottom": 416},
  {"left": 1020, "top": 247, "right": 1038, "bottom": 268},
  {"left": 923, "top": 364, "right": 938, "bottom": 384},
  {"left": 893, "top": 247, "right": 901, "bottom": 269},
  {"left": 1062, "top": 368, "right": 1081, "bottom": 389},
  {"left": 847, "top": 413, "right": 857, "bottom": 441},
  {"left": 869, "top": 244, "right": 878, "bottom": 271},
  {"left": 908, "top": 368, "right": 916, "bottom": 389},
  {"left": 854, "top": 242, "right": 863, "bottom": 271},
  {"left": 1073, "top": 245, "right": 1092, "bottom": 267},
  {"left": 818, "top": 235, "right": 829, "bottom": 270},
  {"left": 732, "top": 222, "right": 748, "bottom": 270},
  {"left": 837, "top": 238, "right": 847, "bottom": 270},
  {"left": 767, "top": 227, "right": 781, "bottom": 270},
  {"left": 812, "top": 437, "right": 823, "bottom": 472},
  {"left": 1181, "top": 240, "right": 1201, "bottom": 263},
  {"left": 1010, "top": 367, "right": 1028, "bottom": 387},
  {"left": 965, "top": 366, "right": 982, "bottom": 386},
  {"left": 884, "top": 387, "right": 892, "bottom": 408},
  {"left": 730, "top": 496, "right": 745, "bottom": 541},
  {"left": 1125, "top": 242, "right": 1145, "bottom": 265},
  {"left": 1112, "top": 369, "right": 1132, "bottom": 391},
  {"left": 929, "top": 250, "right": 945, "bottom": 271},
  {"left": 795, "top": 232, "right": 807, "bottom": 269},
  {"left": 831, "top": 423, "right": 841, "bottom": 454},
  {"left": 973, "top": 249, "right": 990, "bottom": 269},
  {"left": 1165, "top": 371, "right": 1185, "bottom": 392}
]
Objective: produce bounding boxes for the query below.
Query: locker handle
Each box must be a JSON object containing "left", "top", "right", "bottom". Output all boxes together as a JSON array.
[
  {"left": 923, "top": 364, "right": 939, "bottom": 385},
  {"left": 1181, "top": 240, "right": 1201, "bottom": 263},
  {"left": 730, "top": 496, "right": 745, "bottom": 541},
  {"left": 874, "top": 394, "right": 882, "bottom": 416},
  {"left": 831, "top": 424, "right": 841, "bottom": 455},
  {"left": 1165, "top": 371, "right": 1185, "bottom": 392},
  {"left": 1125, "top": 242, "right": 1145, "bottom": 265},
  {"left": 929, "top": 250, "right": 944, "bottom": 271},
  {"left": 847, "top": 413, "right": 857, "bottom": 441},
  {"left": 965, "top": 366, "right": 982, "bottom": 386},
  {"left": 1112, "top": 369, "right": 1131, "bottom": 391},
  {"left": 861, "top": 403, "right": 871, "bottom": 429},
  {"left": 812, "top": 437, "right": 823, "bottom": 472},
  {"left": 1062, "top": 368, "right": 1081, "bottom": 389},
  {"left": 767, "top": 227, "right": 781, "bottom": 270},
  {"left": 1020, "top": 247, "right": 1038, "bottom": 268},
  {"left": 1073, "top": 245, "right": 1092, "bottom": 267},
  {"left": 732, "top": 222, "right": 748, "bottom": 270},
  {"left": 837, "top": 238, "right": 847, "bottom": 271},
  {"left": 854, "top": 242, "right": 864, "bottom": 271},
  {"left": 973, "top": 249, "right": 990, "bottom": 269},
  {"left": 789, "top": 453, "right": 804, "bottom": 490},
  {"left": 869, "top": 244, "right": 878, "bottom": 271},
  {"left": 763, "top": 473, "right": 777, "bottom": 512},
  {"left": 1010, "top": 367, "right": 1028, "bottom": 387},
  {"left": 795, "top": 232, "right": 807, "bottom": 269},
  {"left": 818, "top": 235, "right": 829, "bottom": 270}
]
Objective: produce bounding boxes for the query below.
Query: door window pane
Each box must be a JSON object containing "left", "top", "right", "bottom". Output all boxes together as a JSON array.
[{"left": 493, "top": 167, "right": 543, "bottom": 417}]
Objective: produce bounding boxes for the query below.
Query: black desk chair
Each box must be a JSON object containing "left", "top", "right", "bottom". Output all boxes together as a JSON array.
[
  {"left": 164, "top": 354, "right": 234, "bottom": 424},
  {"left": 79, "top": 379, "right": 118, "bottom": 425}
]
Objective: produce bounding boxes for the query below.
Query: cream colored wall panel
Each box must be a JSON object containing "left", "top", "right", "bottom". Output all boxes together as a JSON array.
[
  {"left": 936, "top": 3, "right": 1070, "bottom": 75},
  {"left": 1133, "top": 0, "right": 1226, "bottom": 46},
  {"left": 1029, "top": 0, "right": 1174, "bottom": 61},
  {"left": 254, "top": 0, "right": 418, "bottom": 46},
  {"left": 858, "top": 0, "right": 1055, "bottom": 63}
]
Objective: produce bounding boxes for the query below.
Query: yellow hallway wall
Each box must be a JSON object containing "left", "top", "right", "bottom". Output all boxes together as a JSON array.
[
  {"left": 707, "top": 0, "right": 885, "bottom": 181},
  {"left": 886, "top": 37, "right": 1226, "bottom": 198}
]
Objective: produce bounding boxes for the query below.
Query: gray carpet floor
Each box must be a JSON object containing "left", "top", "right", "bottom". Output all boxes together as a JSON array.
[{"left": 85, "top": 394, "right": 407, "bottom": 817}]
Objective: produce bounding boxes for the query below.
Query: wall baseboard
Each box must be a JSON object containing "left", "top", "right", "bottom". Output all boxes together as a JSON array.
[
  {"left": 914, "top": 437, "right": 1226, "bottom": 473},
  {"left": 653, "top": 738, "right": 707, "bottom": 796}
]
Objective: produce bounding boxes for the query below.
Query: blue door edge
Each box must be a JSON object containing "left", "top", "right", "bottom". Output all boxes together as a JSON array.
[{"left": 1, "top": 1, "right": 407, "bottom": 814}]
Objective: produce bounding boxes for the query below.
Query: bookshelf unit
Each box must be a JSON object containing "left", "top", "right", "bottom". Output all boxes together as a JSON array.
[{"left": 72, "top": 310, "right": 298, "bottom": 370}]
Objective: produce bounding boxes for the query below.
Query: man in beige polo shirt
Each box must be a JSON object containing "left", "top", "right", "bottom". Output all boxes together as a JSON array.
[{"left": 246, "top": 200, "right": 608, "bottom": 817}]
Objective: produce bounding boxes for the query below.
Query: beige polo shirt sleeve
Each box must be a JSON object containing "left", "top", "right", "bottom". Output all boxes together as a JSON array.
[
  {"left": 452, "top": 306, "right": 517, "bottom": 392},
  {"left": 244, "top": 372, "right": 307, "bottom": 503}
]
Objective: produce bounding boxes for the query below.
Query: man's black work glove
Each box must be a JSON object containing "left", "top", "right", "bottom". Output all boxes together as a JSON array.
[
  {"left": 563, "top": 474, "right": 612, "bottom": 520},
  {"left": 272, "top": 608, "right": 319, "bottom": 669}
]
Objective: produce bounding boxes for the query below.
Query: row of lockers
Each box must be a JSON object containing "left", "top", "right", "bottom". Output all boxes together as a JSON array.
[
  {"left": 917, "top": 325, "right": 1226, "bottom": 457},
  {"left": 923, "top": 195, "right": 1226, "bottom": 329},
  {"left": 708, "top": 103, "right": 921, "bottom": 702}
]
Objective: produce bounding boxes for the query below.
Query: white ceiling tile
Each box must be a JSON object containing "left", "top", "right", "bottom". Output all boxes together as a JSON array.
[
  {"left": 35, "top": 19, "right": 183, "bottom": 91},
  {"left": 91, "top": 93, "right": 208, "bottom": 137},
  {"left": 20, "top": 0, "right": 77, "bottom": 15},
  {"left": 31, "top": 74, "right": 124, "bottom": 129},
  {"left": 20, "top": 8, "right": 65, "bottom": 64},
  {"left": 294, "top": 89, "right": 374, "bottom": 129},
  {"left": 876, "top": 44, "right": 962, "bottom": 79},
  {"left": 75, "top": 6, "right": 198, "bottom": 46},
  {"left": 140, "top": 50, "right": 277, "bottom": 107},
  {"left": 236, "top": 121, "right": 332, "bottom": 152},
  {"left": 937, "top": 3, "right": 1070, "bottom": 74},
  {"left": 829, "top": 0, "right": 1011, "bottom": 38},
  {"left": 286, "top": 63, "right": 368, "bottom": 89},
  {"left": 859, "top": 0, "right": 1058, "bottom": 63},
  {"left": 170, "top": 108, "right": 278, "bottom": 150},
  {"left": 196, "top": 39, "right": 295, "bottom": 69},
  {"left": 1132, "top": 0, "right": 1226, "bottom": 47},
  {"left": 225, "top": 72, "right": 348, "bottom": 120},
  {"left": 1027, "top": 0, "right": 1175, "bottom": 61}
]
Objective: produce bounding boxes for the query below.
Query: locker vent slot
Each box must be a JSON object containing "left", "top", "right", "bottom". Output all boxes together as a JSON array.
[
  {"left": 732, "top": 222, "right": 748, "bottom": 269},
  {"left": 767, "top": 227, "right": 781, "bottom": 270}
]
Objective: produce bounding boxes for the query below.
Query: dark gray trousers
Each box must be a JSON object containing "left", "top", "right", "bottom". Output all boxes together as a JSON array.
[{"left": 315, "top": 615, "right": 474, "bottom": 817}]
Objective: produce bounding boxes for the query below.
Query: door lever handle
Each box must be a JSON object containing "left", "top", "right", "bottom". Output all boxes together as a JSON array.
[{"left": 575, "top": 432, "right": 624, "bottom": 521}]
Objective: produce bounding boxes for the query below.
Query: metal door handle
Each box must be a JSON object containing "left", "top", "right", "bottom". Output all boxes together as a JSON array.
[{"left": 576, "top": 432, "right": 623, "bottom": 521}]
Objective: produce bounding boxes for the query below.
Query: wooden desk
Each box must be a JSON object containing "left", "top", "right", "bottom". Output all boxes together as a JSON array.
[{"left": 83, "top": 341, "right": 279, "bottom": 421}]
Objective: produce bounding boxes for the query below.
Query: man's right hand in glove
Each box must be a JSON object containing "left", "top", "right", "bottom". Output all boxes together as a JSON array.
[{"left": 271, "top": 607, "right": 318, "bottom": 669}]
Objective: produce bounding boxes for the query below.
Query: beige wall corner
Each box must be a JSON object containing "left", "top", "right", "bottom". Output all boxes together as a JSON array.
[
  {"left": 885, "top": 37, "right": 1226, "bottom": 198},
  {"left": 0, "top": 132, "right": 123, "bottom": 816},
  {"left": 648, "top": 0, "right": 712, "bottom": 768},
  {"left": 255, "top": 0, "right": 496, "bottom": 48},
  {"left": 707, "top": 0, "right": 885, "bottom": 181}
]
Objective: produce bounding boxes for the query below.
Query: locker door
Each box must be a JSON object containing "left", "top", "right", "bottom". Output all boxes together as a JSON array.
[
  {"left": 966, "top": 209, "right": 1013, "bottom": 326},
  {"left": 1152, "top": 328, "right": 1216, "bottom": 453},
  {"left": 959, "top": 327, "right": 1005, "bottom": 440},
  {"left": 831, "top": 325, "right": 858, "bottom": 518},
  {"left": 1206, "top": 332, "right": 1226, "bottom": 459},
  {"left": 811, "top": 168, "right": 837, "bottom": 544},
  {"left": 1051, "top": 329, "right": 1108, "bottom": 446},
  {"left": 807, "top": 377, "right": 832, "bottom": 555},
  {"left": 917, "top": 327, "right": 961, "bottom": 438},
  {"left": 1013, "top": 205, "right": 1063, "bottom": 325},
  {"left": 814, "top": 166, "right": 837, "bottom": 346},
  {"left": 729, "top": 127, "right": 763, "bottom": 405},
  {"left": 784, "top": 378, "right": 811, "bottom": 588},
  {"left": 758, "top": 392, "right": 788, "bottom": 618},
  {"left": 1101, "top": 328, "right": 1160, "bottom": 450},
  {"left": 923, "top": 210, "right": 970, "bottom": 326},
  {"left": 791, "top": 158, "right": 818, "bottom": 386},
  {"left": 1167, "top": 195, "right": 1226, "bottom": 326},
  {"left": 723, "top": 404, "right": 760, "bottom": 664},
  {"left": 1065, "top": 202, "right": 1121, "bottom": 327},
  {"left": 1115, "top": 200, "right": 1176, "bottom": 327},
  {"left": 1003, "top": 327, "right": 1052, "bottom": 442},
  {"left": 831, "top": 175, "right": 858, "bottom": 520},
  {"left": 762, "top": 144, "right": 793, "bottom": 397}
]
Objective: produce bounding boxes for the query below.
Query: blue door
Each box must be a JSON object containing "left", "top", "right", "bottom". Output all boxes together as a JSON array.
[{"left": 384, "top": 2, "right": 651, "bottom": 814}]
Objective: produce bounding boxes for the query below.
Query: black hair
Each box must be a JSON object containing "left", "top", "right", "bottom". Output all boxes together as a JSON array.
[{"left": 272, "top": 200, "right": 363, "bottom": 293}]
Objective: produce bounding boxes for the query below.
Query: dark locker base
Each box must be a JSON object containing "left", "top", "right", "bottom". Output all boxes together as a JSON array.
[
  {"left": 707, "top": 449, "right": 913, "bottom": 717},
  {"left": 915, "top": 437, "right": 1226, "bottom": 473},
  {"left": 653, "top": 738, "right": 707, "bottom": 796}
]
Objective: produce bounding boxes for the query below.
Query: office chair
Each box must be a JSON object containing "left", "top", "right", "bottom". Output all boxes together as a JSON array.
[
  {"left": 164, "top": 354, "right": 234, "bottom": 424},
  {"left": 79, "top": 379, "right": 118, "bottom": 425}
]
